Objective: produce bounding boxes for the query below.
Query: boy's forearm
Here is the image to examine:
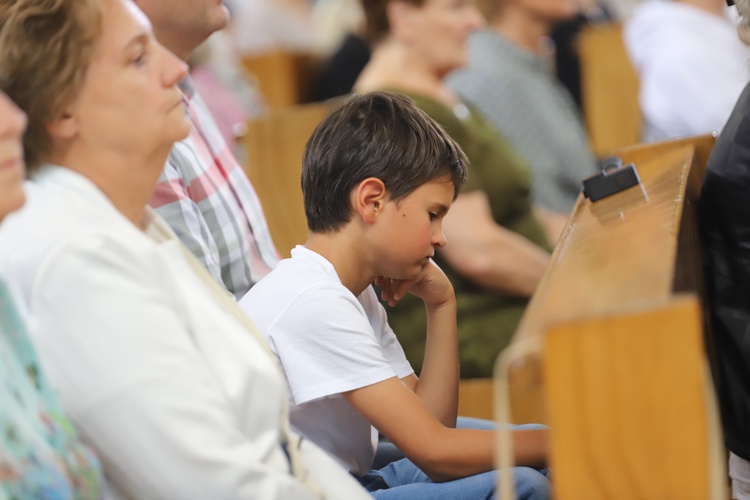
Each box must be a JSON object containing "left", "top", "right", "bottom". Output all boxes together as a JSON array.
[
  {"left": 511, "top": 427, "right": 548, "bottom": 469},
  {"left": 413, "top": 427, "right": 548, "bottom": 483},
  {"left": 414, "top": 299, "right": 459, "bottom": 427}
]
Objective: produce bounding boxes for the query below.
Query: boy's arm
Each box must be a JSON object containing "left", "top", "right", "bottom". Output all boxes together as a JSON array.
[
  {"left": 439, "top": 190, "right": 550, "bottom": 297},
  {"left": 343, "top": 376, "right": 547, "bottom": 482},
  {"left": 378, "top": 260, "right": 458, "bottom": 427}
]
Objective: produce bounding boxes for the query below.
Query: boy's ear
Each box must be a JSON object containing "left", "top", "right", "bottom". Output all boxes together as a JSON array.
[{"left": 354, "top": 177, "right": 387, "bottom": 224}]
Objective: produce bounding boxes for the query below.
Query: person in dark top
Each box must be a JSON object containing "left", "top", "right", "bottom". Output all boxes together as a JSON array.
[{"left": 699, "top": 0, "right": 750, "bottom": 496}]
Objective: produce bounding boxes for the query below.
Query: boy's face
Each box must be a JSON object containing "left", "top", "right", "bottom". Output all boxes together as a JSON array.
[{"left": 373, "top": 177, "right": 455, "bottom": 279}]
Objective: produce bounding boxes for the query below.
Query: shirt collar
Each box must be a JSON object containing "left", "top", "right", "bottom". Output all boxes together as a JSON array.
[{"left": 31, "top": 164, "right": 178, "bottom": 242}]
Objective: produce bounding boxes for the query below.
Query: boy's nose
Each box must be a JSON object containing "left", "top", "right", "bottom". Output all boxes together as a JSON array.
[{"left": 433, "top": 231, "right": 447, "bottom": 248}]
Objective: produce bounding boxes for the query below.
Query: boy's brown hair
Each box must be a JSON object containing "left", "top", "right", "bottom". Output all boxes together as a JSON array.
[{"left": 302, "top": 91, "right": 468, "bottom": 233}]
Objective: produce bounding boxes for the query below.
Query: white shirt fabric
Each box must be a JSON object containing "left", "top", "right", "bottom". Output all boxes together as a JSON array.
[
  {"left": 0, "top": 167, "right": 370, "bottom": 500},
  {"left": 240, "top": 246, "right": 414, "bottom": 476},
  {"left": 624, "top": 1, "right": 750, "bottom": 142}
]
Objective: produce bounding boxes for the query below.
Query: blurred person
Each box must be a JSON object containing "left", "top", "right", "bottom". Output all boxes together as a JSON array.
[
  {"left": 313, "top": 0, "right": 368, "bottom": 57},
  {"left": 355, "top": 0, "right": 565, "bottom": 377},
  {"left": 189, "top": 30, "right": 267, "bottom": 155},
  {"left": 226, "top": 0, "right": 315, "bottom": 56},
  {"left": 625, "top": 0, "right": 750, "bottom": 142},
  {"left": 448, "top": 0, "right": 599, "bottom": 213},
  {"left": 135, "top": 0, "right": 280, "bottom": 300},
  {"left": 0, "top": 90, "right": 104, "bottom": 499},
  {"left": 313, "top": 0, "right": 372, "bottom": 100},
  {"left": 548, "top": 0, "right": 614, "bottom": 114},
  {"left": 0, "top": 0, "right": 373, "bottom": 498},
  {"left": 699, "top": 0, "right": 750, "bottom": 497}
]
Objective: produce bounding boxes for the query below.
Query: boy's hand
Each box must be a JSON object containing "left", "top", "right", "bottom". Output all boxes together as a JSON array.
[{"left": 376, "top": 259, "right": 455, "bottom": 309}]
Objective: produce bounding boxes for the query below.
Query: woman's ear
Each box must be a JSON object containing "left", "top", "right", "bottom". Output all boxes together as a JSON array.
[
  {"left": 46, "top": 109, "right": 79, "bottom": 141},
  {"left": 353, "top": 177, "right": 387, "bottom": 224}
]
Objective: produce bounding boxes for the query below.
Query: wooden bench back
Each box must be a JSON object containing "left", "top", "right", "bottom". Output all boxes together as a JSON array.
[
  {"left": 495, "top": 134, "right": 726, "bottom": 499},
  {"left": 241, "top": 51, "right": 319, "bottom": 110},
  {"left": 579, "top": 22, "right": 641, "bottom": 156},
  {"left": 241, "top": 101, "right": 335, "bottom": 257}
]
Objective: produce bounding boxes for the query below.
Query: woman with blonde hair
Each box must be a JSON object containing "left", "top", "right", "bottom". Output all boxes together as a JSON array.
[{"left": 0, "top": 0, "right": 370, "bottom": 498}]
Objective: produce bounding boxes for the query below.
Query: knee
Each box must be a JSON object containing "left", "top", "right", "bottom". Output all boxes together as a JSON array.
[{"left": 513, "top": 467, "right": 551, "bottom": 500}]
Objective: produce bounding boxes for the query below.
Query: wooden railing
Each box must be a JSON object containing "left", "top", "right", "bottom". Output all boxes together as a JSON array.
[{"left": 495, "top": 134, "right": 726, "bottom": 499}]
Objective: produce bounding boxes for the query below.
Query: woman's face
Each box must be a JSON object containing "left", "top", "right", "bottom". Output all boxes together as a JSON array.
[
  {"left": 400, "top": 0, "right": 484, "bottom": 76},
  {"left": 66, "top": 0, "right": 190, "bottom": 162},
  {"left": 0, "top": 92, "right": 27, "bottom": 222}
]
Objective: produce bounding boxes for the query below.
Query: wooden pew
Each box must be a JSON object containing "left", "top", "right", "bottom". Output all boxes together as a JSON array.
[
  {"left": 494, "top": 134, "right": 726, "bottom": 499},
  {"left": 241, "top": 101, "right": 334, "bottom": 258},
  {"left": 241, "top": 51, "right": 319, "bottom": 110},
  {"left": 579, "top": 23, "right": 641, "bottom": 157}
]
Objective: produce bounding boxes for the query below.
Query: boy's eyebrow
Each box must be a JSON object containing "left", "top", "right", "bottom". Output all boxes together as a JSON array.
[{"left": 433, "top": 204, "right": 450, "bottom": 215}]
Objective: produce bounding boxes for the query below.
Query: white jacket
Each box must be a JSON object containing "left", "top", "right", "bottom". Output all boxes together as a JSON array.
[{"left": 0, "top": 166, "right": 371, "bottom": 500}]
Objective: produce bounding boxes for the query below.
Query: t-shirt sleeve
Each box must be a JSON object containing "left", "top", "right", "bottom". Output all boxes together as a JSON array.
[{"left": 268, "top": 283, "right": 406, "bottom": 405}]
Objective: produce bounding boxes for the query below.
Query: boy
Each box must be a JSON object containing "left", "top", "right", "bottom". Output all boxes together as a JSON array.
[{"left": 240, "top": 92, "right": 549, "bottom": 498}]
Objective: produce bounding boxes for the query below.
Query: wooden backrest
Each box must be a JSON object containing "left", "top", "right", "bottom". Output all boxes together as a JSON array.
[
  {"left": 241, "top": 51, "right": 319, "bottom": 110},
  {"left": 241, "top": 101, "right": 335, "bottom": 257},
  {"left": 579, "top": 22, "right": 641, "bottom": 157},
  {"left": 495, "top": 134, "right": 726, "bottom": 499}
]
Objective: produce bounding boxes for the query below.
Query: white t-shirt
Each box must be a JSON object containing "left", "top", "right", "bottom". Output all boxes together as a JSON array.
[{"left": 240, "top": 246, "right": 414, "bottom": 475}]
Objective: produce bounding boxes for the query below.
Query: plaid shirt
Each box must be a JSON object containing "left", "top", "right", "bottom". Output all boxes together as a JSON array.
[{"left": 149, "top": 76, "right": 279, "bottom": 300}]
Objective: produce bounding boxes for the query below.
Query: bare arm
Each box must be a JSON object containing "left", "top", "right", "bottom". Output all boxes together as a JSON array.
[
  {"left": 344, "top": 377, "right": 547, "bottom": 482},
  {"left": 378, "top": 260, "right": 458, "bottom": 427},
  {"left": 439, "top": 191, "right": 550, "bottom": 297}
]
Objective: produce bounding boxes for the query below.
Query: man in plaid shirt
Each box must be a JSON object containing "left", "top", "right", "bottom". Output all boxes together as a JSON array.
[{"left": 135, "top": 0, "right": 280, "bottom": 300}]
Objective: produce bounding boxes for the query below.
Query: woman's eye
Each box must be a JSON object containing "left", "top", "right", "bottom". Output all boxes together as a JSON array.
[{"left": 133, "top": 52, "right": 148, "bottom": 66}]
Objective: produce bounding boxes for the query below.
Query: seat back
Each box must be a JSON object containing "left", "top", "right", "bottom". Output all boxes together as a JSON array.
[
  {"left": 241, "top": 51, "right": 319, "bottom": 110},
  {"left": 241, "top": 101, "right": 335, "bottom": 257},
  {"left": 579, "top": 22, "right": 641, "bottom": 156}
]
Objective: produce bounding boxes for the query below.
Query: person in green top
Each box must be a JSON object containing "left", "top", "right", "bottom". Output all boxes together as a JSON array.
[
  {"left": 355, "top": 0, "right": 569, "bottom": 377},
  {"left": 0, "top": 91, "right": 104, "bottom": 499}
]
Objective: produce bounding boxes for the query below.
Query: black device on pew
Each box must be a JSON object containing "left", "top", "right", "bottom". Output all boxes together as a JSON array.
[{"left": 582, "top": 156, "right": 641, "bottom": 202}]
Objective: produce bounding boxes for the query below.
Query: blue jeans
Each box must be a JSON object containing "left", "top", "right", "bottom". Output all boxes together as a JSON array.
[
  {"left": 365, "top": 420, "right": 550, "bottom": 499},
  {"left": 360, "top": 458, "right": 549, "bottom": 500}
]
